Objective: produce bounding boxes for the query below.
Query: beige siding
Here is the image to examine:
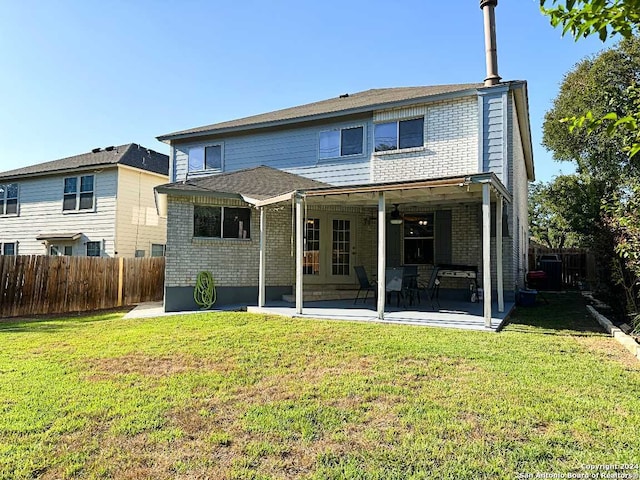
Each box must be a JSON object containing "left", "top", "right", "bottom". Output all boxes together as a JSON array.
[
  {"left": 114, "top": 166, "right": 168, "bottom": 257},
  {"left": 0, "top": 169, "right": 118, "bottom": 256}
]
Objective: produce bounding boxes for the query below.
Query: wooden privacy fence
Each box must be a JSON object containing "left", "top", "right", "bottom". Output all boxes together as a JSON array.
[
  {"left": 528, "top": 247, "right": 596, "bottom": 288},
  {"left": 0, "top": 255, "right": 165, "bottom": 318}
]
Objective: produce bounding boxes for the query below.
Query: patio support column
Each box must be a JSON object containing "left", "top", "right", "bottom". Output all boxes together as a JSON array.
[
  {"left": 295, "top": 193, "right": 304, "bottom": 315},
  {"left": 496, "top": 195, "right": 504, "bottom": 313},
  {"left": 258, "top": 206, "right": 266, "bottom": 308},
  {"left": 377, "top": 191, "right": 386, "bottom": 320},
  {"left": 482, "top": 183, "right": 492, "bottom": 328}
]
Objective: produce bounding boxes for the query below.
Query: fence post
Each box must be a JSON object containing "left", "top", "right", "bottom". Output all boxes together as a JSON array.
[{"left": 117, "top": 257, "right": 124, "bottom": 307}]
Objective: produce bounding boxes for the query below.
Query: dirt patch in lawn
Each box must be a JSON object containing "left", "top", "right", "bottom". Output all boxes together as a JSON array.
[
  {"left": 85, "top": 353, "right": 236, "bottom": 380},
  {"left": 573, "top": 336, "right": 640, "bottom": 370}
]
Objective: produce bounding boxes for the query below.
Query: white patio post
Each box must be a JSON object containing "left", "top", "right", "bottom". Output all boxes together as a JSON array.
[
  {"left": 377, "top": 191, "right": 386, "bottom": 320},
  {"left": 295, "top": 194, "right": 304, "bottom": 315},
  {"left": 496, "top": 195, "right": 504, "bottom": 313},
  {"left": 482, "top": 183, "right": 492, "bottom": 328},
  {"left": 258, "top": 206, "right": 266, "bottom": 308}
]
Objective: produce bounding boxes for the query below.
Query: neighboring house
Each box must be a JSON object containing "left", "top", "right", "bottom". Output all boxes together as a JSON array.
[
  {"left": 155, "top": 80, "right": 535, "bottom": 325},
  {"left": 0, "top": 143, "right": 169, "bottom": 258}
]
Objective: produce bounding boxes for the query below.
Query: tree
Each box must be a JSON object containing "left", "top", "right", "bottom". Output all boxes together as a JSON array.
[
  {"left": 542, "top": 37, "right": 640, "bottom": 180},
  {"left": 529, "top": 180, "right": 581, "bottom": 248},
  {"left": 541, "top": 1, "right": 640, "bottom": 158}
]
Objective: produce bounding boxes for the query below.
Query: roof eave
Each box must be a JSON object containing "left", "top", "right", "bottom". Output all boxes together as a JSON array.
[
  {"left": 156, "top": 87, "right": 481, "bottom": 143},
  {"left": 0, "top": 164, "right": 118, "bottom": 182},
  {"left": 510, "top": 82, "right": 535, "bottom": 181}
]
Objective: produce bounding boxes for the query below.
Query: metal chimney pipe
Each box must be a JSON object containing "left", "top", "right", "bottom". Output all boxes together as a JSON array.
[{"left": 480, "top": 0, "right": 501, "bottom": 86}]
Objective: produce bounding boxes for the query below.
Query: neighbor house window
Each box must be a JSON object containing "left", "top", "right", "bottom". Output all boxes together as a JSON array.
[
  {"left": 319, "top": 126, "right": 364, "bottom": 159},
  {"left": 135, "top": 250, "right": 145, "bottom": 258},
  {"left": 86, "top": 241, "right": 101, "bottom": 257},
  {"left": 151, "top": 244, "right": 165, "bottom": 257},
  {"left": 2, "top": 242, "right": 16, "bottom": 256},
  {"left": 188, "top": 144, "right": 223, "bottom": 172},
  {"left": 404, "top": 213, "right": 434, "bottom": 264},
  {"left": 194, "top": 206, "right": 251, "bottom": 239},
  {"left": 63, "top": 175, "right": 94, "bottom": 211},
  {"left": 50, "top": 245, "right": 61, "bottom": 256},
  {"left": 374, "top": 117, "right": 424, "bottom": 152},
  {"left": 0, "top": 183, "right": 19, "bottom": 215},
  {"left": 64, "top": 246, "right": 73, "bottom": 256}
]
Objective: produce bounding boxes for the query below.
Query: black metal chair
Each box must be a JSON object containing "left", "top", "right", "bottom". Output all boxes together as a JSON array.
[
  {"left": 354, "top": 266, "right": 377, "bottom": 304},
  {"left": 402, "top": 265, "right": 421, "bottom": 306},
  {"left": 425, "top": 266, "right": 441, "bottom": 309}
]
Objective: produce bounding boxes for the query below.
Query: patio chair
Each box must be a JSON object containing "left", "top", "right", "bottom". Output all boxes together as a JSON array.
[
  {"left": 425, "top": 266, "right": 441, "bottom": 309},
  {"left": 354, "top": 266, "right": 377, "bottom": 304},
  {"left": 402, "top": 265, "right": 422, "bottom": 306}
]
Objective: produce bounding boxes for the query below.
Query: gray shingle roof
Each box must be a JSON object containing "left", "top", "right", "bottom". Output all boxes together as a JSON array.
[
  {"left": 157, "top": 166, "right": 328, "bottom": 200},
  {"left": 0, "top": 143, "right": 169, "bottom": 180},
  {"left": 158, "top": 84, "right": 483, "bottom": 140}
]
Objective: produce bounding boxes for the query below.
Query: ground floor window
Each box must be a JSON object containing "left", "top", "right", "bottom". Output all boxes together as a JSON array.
[
  {"left": 403, "top": 213, "right": 434, "bottom": 264},
  {"left": 86, "top": 241, "right": 101, "bottom": 257},
  {"left": 2, "top": 242, "right": 16, "bottom": 256},
  {"left": 194, "top": 206, "right": 251, "bottom": 239},
  {"left": 151, "top": 244, "right": 166, "bottom": 257}
]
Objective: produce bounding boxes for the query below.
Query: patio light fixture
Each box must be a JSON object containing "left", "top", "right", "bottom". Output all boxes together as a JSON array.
[{"left": 390, "top": 204, "right": 403, "bottom": 225}]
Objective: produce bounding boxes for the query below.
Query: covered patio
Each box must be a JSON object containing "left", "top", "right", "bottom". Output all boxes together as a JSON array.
[
  {"left": 248, "top": 297, "right": 514, "bottom": 331},
  {"left": 252, "top": 172, "right": 513, "bottom": 330}
]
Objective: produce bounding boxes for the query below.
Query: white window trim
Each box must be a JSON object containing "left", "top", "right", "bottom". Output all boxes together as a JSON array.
[
  {"left": 187, "top": 142, "right": 225, "bottom": 174},
  {"left": 373, "top": 116, "right": 426, "bottom": 155},
  {"left": 317, "top": 124, "right": 366, "bottom": 161},
  {"left": 0, "top": 183, "right": 20, "bottom": 217},
  {"left": 192, "top": 205, "right": 252, "bottom": 241},
  {"left": 86, "top": 241, "right": 101, "bottom": 257},
  {"left": 1, "top": 241, "right": 17, "bottom": 256},
  {"left": 62, "top": 175, "right": 96, "bottom": 214}
]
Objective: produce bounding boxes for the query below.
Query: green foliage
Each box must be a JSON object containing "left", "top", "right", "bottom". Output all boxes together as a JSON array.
[
  {"left": 529, "top": 180, "right": 582, "bottom": 248},
  {"left": 542, "top": 36, "right": 640, "bottom": 318},
  {"left": 540, "top": 0, "right": 640, "bottom": 41}
]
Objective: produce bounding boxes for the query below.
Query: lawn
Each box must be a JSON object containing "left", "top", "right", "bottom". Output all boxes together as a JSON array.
[{"left": 1, "top": 293, "right": 639, "bottom": 479}]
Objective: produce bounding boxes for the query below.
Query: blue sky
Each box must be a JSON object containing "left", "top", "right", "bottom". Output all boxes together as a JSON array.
[{"left": 0, "top": 0, "right": 614, "bottom": 182}]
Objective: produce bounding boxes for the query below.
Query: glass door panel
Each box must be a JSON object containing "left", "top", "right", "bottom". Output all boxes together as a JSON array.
[
  {"left": 304, "top": 218, "right": 320, "bottom": 275},
  {"left": 332, "top": 219, "right": 351, "bottom": 276}
]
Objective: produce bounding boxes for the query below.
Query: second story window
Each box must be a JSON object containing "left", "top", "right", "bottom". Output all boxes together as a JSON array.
[
  {"left": 189, "top": 144, "right": 223, "bottom": 172},
  {"left": 63, "top": 175, "right": 94, "bottom": 212},
  {"left": 374, "top": 117, "right": 425, "bottom": 152},
  {"left": 319, "top": 126, "right": 364, "bottom": 159},
  {"left": 0, "top": 183, "right": 19, "bottom": 215}
]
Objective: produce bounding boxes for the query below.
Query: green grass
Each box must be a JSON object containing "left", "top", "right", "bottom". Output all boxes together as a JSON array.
[{"left": 0, "top": 293, "right": 639, "bottom": 479}]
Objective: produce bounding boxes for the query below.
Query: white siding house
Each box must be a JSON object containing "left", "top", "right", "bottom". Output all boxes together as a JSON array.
[{"left": 0, "top": 144, "right": 169, "bottom": 258}]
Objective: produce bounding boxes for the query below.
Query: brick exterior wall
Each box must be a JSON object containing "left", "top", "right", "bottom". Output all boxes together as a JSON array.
[
  {"left": 166, "top": 195, "right": 514, "bottom": 300},
  {"left": 372, "top": 96, "right": 478, "bottom": 183}
]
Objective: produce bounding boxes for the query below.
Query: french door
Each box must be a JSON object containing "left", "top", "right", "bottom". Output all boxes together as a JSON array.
[{"left": 303, "top": 213, "right": 356, "bottom": 284}]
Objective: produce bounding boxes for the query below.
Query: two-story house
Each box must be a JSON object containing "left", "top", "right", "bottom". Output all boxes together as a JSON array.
[
  {"left": 155, "top": 80, "right": 534, "bottom": 326},
  {"left": 0, "top": 143, "right": 169, "bottom": 258},
  {"left": 155, "top": 0, "right": 533, "bottom": 327}
]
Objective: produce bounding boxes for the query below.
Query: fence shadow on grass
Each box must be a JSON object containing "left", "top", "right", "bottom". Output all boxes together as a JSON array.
[
  {"left": 0, "top": 309, "right": 130, "bottom": 334},
  {"left": 504, "top": 291, "right": 606, "bottom": 337}
]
